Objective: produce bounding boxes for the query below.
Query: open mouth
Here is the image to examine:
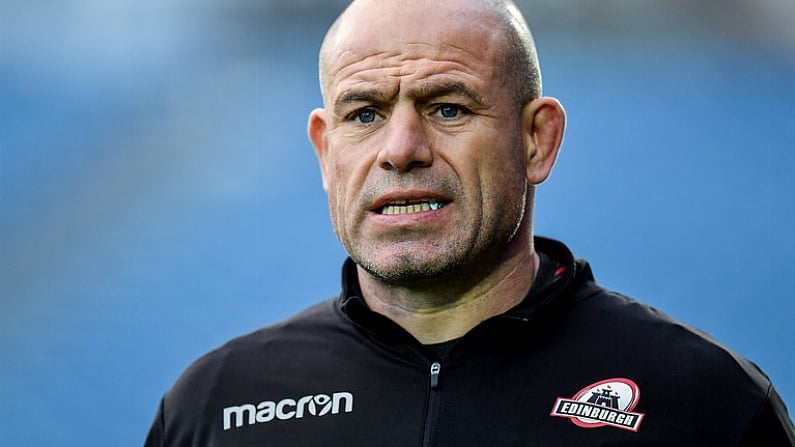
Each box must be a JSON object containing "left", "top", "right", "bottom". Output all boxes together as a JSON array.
[{"left": 378, "top": 199, "right": 447, "bottom": 215}]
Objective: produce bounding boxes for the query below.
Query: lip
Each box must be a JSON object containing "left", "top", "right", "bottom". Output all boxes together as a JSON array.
[{"left": 369, "top": 190, "right": 452, "bottom": 214}]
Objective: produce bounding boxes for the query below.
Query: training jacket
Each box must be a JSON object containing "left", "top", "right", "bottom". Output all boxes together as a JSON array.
[{"left": 145, "top": 237, "right": 795, "bottom": 446}]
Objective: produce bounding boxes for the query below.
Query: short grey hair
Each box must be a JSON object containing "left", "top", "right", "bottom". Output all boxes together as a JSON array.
[
  {"left": 318, "top": 0, "right": 543, "bottom": 110},
  {"left": 490, "top": 0, "right": 543, "bottom": 109}
]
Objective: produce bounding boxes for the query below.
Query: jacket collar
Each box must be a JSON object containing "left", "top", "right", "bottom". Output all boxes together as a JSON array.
[{"left": 337, "top": 236, "right": 595, "bottom": 353}]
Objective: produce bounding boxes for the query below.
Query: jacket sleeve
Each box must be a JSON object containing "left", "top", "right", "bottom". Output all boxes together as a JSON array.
[
  {"left": 143, "top": 398, "right": 165, "bottom": 447},
  {"left": 739, "top": 385, "right": 795, "bottom": 446}
]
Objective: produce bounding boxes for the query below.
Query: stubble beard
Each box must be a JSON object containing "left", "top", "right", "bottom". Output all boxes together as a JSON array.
[
  {"left": 353, "top": 239, "right": 472, "bottom": 288},
  {"left": 347, "top": 183, "right": 528, "bottom": 290}
]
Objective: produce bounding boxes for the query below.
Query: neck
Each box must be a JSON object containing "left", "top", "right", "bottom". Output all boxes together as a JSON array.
[{"left": 357, "top": 246, "right": 540, "bottom": 344}]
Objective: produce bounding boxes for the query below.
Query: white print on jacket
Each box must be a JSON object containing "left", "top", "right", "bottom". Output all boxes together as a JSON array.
[{"left": 223, "top": 392, "right": 354, "bottom": 430}]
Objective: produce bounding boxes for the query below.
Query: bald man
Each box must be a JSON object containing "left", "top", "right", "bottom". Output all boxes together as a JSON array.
[{"left": 145, "top": 1, "right": 794, "bottom": 445}]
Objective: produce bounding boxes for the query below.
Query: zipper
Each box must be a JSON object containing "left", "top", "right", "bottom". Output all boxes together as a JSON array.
[
  {"left": 430, "top": 361, "right": 441, "bottom": 388},
  {"left": 421, "top": 361, "right": 442, "bottom": 447}
]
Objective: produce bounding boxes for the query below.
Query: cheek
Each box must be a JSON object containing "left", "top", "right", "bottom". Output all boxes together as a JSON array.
[
  {"left": 326, "top": 158, "right": 362, "bottom": 232},
  {"left": 320, "top": 155, "right": 344, "bottom": 225},
  {"left": 474, "top": 139, "right": 527, "bottom": 207},
  {"left": 328, "top": 169, "right": 347, "bottom": 219}
]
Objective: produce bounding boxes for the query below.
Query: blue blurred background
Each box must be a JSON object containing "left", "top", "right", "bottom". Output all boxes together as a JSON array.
[{"left": 1, "top": 0, "right": 793, "bottom": 444}]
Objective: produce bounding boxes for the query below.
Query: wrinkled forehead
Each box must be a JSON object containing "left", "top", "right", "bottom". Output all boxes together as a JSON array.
[{"left": 321, "top": 0, "right": 505, "bottom": 98}]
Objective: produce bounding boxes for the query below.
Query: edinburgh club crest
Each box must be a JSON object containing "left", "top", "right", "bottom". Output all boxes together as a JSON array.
[{"left": 550, "top": 378, "right": 644, "bottom": 432}]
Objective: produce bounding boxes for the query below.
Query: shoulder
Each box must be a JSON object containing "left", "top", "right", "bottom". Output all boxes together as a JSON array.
[
  {"left": 174, "top": 298, "right": 341, "bottom": 385},
  {"left": 161, "top": 299, "right": 345, "bottom": 414},
  {"left": 152, "top": 298, "right": 361, "bottom": 443},
  {"left": 571, "top": 286, "right": 769, "bottom": 385},
  {"left": 562, "top": 285, "right": 786, "bottom": 438}
]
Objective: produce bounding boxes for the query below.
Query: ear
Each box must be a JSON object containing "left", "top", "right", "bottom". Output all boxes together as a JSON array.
[
  {"left": 521, "top": 97, "right": 566, "bottom": 185},
  {"left": 308, "top": 108, "right": 330, "bottom": 192}
]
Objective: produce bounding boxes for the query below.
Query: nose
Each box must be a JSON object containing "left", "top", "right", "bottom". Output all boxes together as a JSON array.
[{"left": 377, "top": 106, "right": 433, "bottom": 172}]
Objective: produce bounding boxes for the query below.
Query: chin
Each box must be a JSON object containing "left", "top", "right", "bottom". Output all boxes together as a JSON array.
[{"left": 355, "top": 252, "right": 467, "bottom": 287}]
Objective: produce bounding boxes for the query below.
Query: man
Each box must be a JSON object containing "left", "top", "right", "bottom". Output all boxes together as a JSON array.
[{"left": 145, "top": 0, "right": 795, "bottom": 445}]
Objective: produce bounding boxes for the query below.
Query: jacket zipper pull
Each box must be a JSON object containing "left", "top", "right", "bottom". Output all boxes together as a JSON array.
[{"left": 430, "top": 362, "right": 441, "bottom": 389}]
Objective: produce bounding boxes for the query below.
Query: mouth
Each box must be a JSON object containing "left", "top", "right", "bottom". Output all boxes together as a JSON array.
[{"left": 378, "top": 199, "right": 448, "bottom": 215}]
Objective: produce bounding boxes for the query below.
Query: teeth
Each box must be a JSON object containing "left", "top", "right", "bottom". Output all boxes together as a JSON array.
[{"left": 381, "top": 200, "right": 445, "bottom": 215}]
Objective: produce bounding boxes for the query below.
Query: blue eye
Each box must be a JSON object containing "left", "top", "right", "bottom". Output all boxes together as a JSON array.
[
  {"left": 437, "top": 104, "right": 464, "bottom": 119},
  {"left": 355, "top": 109, "right": 377, "bottom": 124}
]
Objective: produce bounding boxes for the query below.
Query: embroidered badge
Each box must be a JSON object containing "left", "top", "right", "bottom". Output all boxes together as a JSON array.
[{"left": 550, "top": 378, "right": 644, "bottom": 432}]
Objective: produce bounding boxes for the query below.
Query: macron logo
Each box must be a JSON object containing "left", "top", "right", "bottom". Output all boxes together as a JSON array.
[{"left": 223, "top": 392, "right": 354, "bottom": 431}]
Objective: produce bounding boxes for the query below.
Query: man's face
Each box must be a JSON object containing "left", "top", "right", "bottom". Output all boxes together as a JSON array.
[{"left": 311, "top": 0, "right": 531, "bottom": 285}]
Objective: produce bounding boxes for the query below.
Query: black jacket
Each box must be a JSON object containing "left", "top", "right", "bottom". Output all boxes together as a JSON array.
[{"left": 145, "top": 237, "right": 795, "bottom": 446}]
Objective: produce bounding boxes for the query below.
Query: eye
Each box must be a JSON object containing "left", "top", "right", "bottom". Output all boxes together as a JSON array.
[
  {"left": 434, "top": 104, "right": 467, "bottom": 119},
  {"left": 353, "top": 109, "right": 379, "bottom": 124}
]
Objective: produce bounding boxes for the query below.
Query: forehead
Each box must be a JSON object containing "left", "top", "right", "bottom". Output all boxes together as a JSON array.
[{"left": 322, "top": 0, "right": 505, "bottom": 101}]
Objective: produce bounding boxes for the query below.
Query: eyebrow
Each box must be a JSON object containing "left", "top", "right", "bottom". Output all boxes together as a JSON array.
[
  {"left": 334, "top": 89, "right": 392, "bottom": 116},
  {"left": 408, "top": 81, "right": 486, "bottom": 108},
  {"left": 332, "top": 81, "right": 486, "bottom": 116}
]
